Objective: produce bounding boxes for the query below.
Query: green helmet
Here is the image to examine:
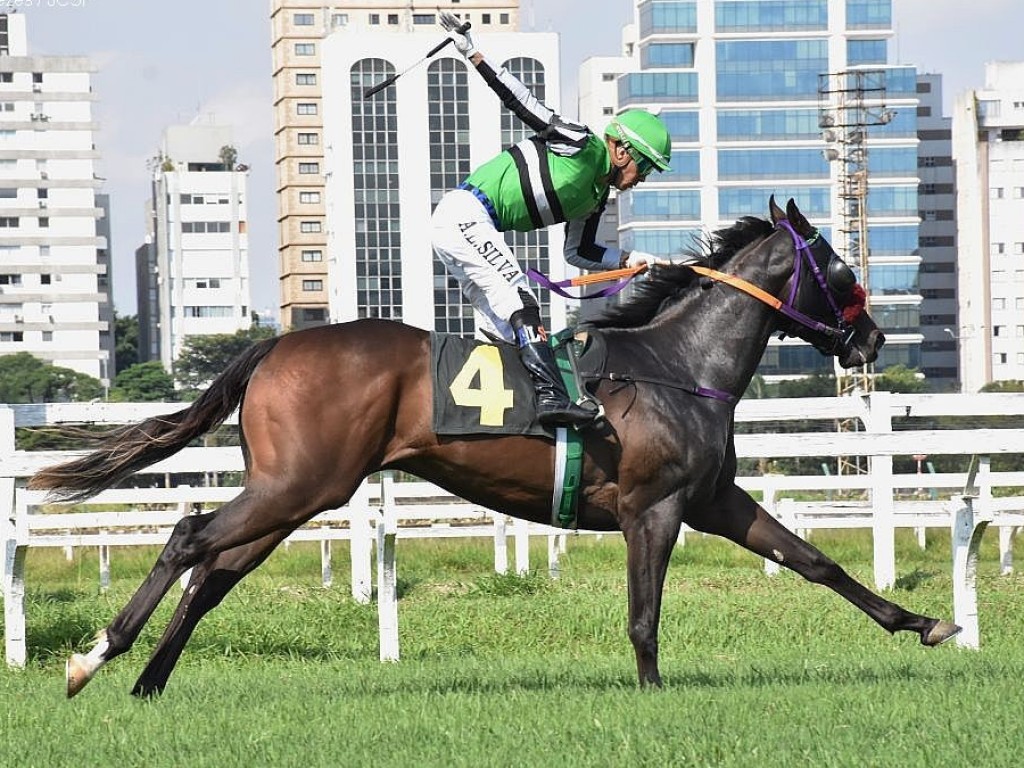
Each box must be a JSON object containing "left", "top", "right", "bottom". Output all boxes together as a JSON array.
[{"left": 604, "top": 109, "right": 672, "bottom": 172}]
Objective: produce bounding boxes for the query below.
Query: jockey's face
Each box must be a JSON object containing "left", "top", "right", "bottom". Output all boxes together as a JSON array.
[{"left": 608, "top": 139, "right": 647, "bottom": 191}]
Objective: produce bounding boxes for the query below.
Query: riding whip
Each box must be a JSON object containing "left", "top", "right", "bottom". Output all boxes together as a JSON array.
[{"left": 363, "top": 20, "right": 472, "bottom": 99}]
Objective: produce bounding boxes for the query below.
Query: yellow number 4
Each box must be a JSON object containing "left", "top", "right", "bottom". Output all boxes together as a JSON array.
[{"left": 449, "top": 345, "right": 514, "bottom": 427}]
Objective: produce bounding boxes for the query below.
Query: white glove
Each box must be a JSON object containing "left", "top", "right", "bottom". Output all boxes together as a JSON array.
[
  {"left": 439, "top": 11, "right": 476, "bottom": 57},
  {"left": 623, "top": 251, "right": 667, "bottom": 269}
]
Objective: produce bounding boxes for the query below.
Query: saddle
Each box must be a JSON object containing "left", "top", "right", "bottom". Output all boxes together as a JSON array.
[{"left": 430, "top": 329, "right": 606, "bottom": 438}]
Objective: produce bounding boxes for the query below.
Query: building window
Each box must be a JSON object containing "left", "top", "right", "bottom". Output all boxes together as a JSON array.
[
  {"left": 42, "top": 331, "right": 52, "bottom": 342},
  {"left": 0, "top": 332, "right": 24, "bottom": 342},
  {"left": 991, "top": 187, "right": 1004, "bottom": 199},
  {"left": 296, "top": 102, "right": 318, "bottom": 115},
  {"left": 40, "top": 273, "right": 51, "bottom": 284},
  {"left": 299, "top": 191, "right": 321, "bottom": 204},
  {"left": 992, "top": 242, "right": 1006, "bottom": 254},
  {"left": 38, "top": 217, "right": 48, "bottom": 228},
  {"left": 298, "top": 162, "right": 320, "bottom": 174},
  {"left": 0, "top": 273, "right": 22, "bottom": 285},
  {"left": 482, "top": 13, "right": 491, "bottom": 23},
  {"left": 995, "top": 353, "right": 1008, "bottom": 365},
  {"left": 412, "top": 14, "right": 435, "bottom": 25},
  {"left": 300, "top": 221, "right": 322, "bottom": 233},
  {"left": 331, "top": 13, "right": 348, "bottom": 27},
  {"left": 301, "top": 249, "right": 323, "bottom": 262},
  {"left": 302, "top": 279, "right": 324, "bottom": 291},
  {"left": 0, "top": 217, "right": 19, "bottom": 227},
  {"left": 32, "top": 72, "right": 42, "bottom": 83},
  {"left": 295, "top": 43, "right": 315, "bottom": 56},
  {"left": 388, "top": 14, "right": 398, "bottom": 24},
  {"left": 294, "top": 13, "right": 315, "bottom": 25},
  {"left": 297, "top": 132, "right": 319, "bottom": 145},
  {"left": 1015, "top": 242, "right": 1024, "bottom": 255},
  {"left": 296, "top": 73, "right": 317, "bottom": 85},
  {"left": 500, "top": 13, "right": 510, "bottom": 24},
  {"left": 369, "top": 13, "right": 380, "bottom": 24},
  {"left": 0, "top": 73, "right": 11, "bottom": 83}
]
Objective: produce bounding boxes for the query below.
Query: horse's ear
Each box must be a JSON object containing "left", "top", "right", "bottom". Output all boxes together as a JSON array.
[
  {"left": 785, "top": 198, "right": 815, "bottom": 238},
  {"left": 769, "top": 195, "right": 786, "bottom": 224}
]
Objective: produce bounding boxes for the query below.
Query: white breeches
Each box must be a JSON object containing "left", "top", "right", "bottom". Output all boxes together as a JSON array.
[{"left": 431, "top": 189, "right": 539, "bottom": 342}]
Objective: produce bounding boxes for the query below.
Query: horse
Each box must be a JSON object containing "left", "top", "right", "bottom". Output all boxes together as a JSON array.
[{"left": 30, "top": 197, "right": 959, "bottom": 698}]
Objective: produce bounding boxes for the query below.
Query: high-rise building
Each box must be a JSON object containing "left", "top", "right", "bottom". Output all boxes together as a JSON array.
[
  {"left": 952, "top": 61, "right": 1024, "bottom": 392},
  {"left": 915, "top": 74, "right": 957, "bottom": 390},
  {"left": 602, "top": 0, "right": 921, "bottom": 379},
  {"left": 271, "top": 1, "right": 543, "bottom": 335},
  {"left": 136, "top": 123, "right": 251, "bottom": 372},
  {"left": 0, "top": 12, "right": 111, "bottom": 386}
]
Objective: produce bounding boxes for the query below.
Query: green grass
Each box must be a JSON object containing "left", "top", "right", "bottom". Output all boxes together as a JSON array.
[{"left": 3, "top": 530, "right": 1024, "bottom": 767}]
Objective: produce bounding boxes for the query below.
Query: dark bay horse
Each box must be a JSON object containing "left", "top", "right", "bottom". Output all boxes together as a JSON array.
[{"left": 30, "top": 198, "right": 959, "bottom": 698}]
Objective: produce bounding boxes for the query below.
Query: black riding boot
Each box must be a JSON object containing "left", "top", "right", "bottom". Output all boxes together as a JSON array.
[{"left": 510, "top": 309, "right": 597, "bottom": 429}]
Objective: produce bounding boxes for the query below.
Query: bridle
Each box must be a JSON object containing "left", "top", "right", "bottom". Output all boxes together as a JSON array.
[{"left": 688, "top": 220, "right": 863, "bottom": 357}]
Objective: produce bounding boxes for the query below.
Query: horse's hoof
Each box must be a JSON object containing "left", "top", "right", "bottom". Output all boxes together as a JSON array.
[
  {"left": 922, "top": 620, "right": 961, "bottom": 647},
  {"left": 66, "top": 654, "right": 93, "bottom": 698}
]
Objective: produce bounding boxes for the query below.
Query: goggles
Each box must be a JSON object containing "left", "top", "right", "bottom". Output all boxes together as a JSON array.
[{"left": 624, "top": 144, "right": 655, "bottom": 179}]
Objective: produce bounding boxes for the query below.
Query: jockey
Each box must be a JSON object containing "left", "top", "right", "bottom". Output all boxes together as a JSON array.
[{"left": 431, "top": 11, "right": 672, "bottom": 429}]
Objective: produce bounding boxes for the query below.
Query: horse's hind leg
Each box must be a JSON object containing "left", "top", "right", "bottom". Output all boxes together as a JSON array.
[
  {"left": 130, "top": 529, "right": 291, "bottom": 698},
  {"left": 66, "top": 486, "right": 324, "bottom": 698},
  {"left": 689, "top": 484, "right": 960, "bottom": 645}
]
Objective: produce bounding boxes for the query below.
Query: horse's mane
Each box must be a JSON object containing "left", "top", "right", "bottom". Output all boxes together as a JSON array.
[{"left": 586, "top": 216, "right": 775, "bottom": 330}]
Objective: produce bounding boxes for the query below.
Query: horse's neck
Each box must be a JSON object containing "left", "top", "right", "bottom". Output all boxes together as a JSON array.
[{"left": 648, "top": 254, "right": 787, "bottom": 399}]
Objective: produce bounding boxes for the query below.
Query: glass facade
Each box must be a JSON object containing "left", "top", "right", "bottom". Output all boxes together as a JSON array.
[
  {"left": 619, "top": 189, "right": 701, "bottom": 223},
  {"left": 715, "top": 0, "right": 828, "bottom": 32},
  {"left": 868, "top": 185, "right": 918, "bottom": 217},
  {"left": 350, "top": 59, "right": 402, "bottom": 320},
  {"left": 661, "top": 110, "right": 700, "bottom": 142},
  {"left": 846, "top": 0, "right": 892, "bottom": 29},
  {"left": 639, "top": 1, "right": 697, "bottom": 36},
  {"left": 621, "top": 228, "right": 705, "bottom": 259},
  {"left": 867, "top": 225, "right": 919, "bottom": 256},
  {"left": 871, "top": 264, "right": 920, "bottom": 296},
  {"left": 720, "top": 186, "right": 830, "bottom": 218},
  {"left": 619, "top": 72, "right": 698, "bottom": 105},
  {"left": 428, "top": 58, "right": 475, "bottom": 336},
  {"left": 658, "top": 150, "right": 701, "bottom": 181},
  {"left": 716, "top": 40, "right": 828, "bottom": 101},
  {"left": 847, "top": 38, "right": 886, "bottom": 65},
  {"left": 641, "top": 42, "right": 695, "bottom": 69},
  {"left": 868, "top": 146, "right": 917, "bottom": 177},
  {"left": 718, "top": 148, "right": 830, "bottom": 180},
  {"left": 718, "top": 109, "right": 822, "bottom": 140}
]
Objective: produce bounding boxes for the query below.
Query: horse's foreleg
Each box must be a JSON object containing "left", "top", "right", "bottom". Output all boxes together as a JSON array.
[
  {"left": 622, "top": 498, "right": 683, "bottom": 687},
  {"left": 688, "top": 484, "right": 959, "bottom": 645},
  {"left": 130, "top": 529, "right": 291, "bottom": 698}
]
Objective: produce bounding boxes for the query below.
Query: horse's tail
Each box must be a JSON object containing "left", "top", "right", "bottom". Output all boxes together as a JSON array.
[{"left": 28, "top": 336, "right": 282, "bottom": 503}]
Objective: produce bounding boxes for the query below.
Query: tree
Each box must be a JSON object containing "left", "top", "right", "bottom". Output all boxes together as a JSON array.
[
  {"left": 219, "top": 144, "right": 238, "bottom": 171},
  {"left": 981, "top": 380, "right": 1024, "bottom": 393},
  {"left": 875, "top": 364, "right": 927, "bottom": 393},
  {"left": 114, "top": 312, "right": 139, "bottom": 373},
  {"left": 0, "top": 352, "right": 103, "bottom": 403},
  {"left": 174, "top": 326, "right": 277, "bottom": 394},
  {"left": 108, "top": 361, "right": 176, "bottom": 402}
]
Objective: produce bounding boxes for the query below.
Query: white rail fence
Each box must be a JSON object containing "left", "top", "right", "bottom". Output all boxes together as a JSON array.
[{"left": 3, "top": 393, "right": 1024, "bottom": 666}]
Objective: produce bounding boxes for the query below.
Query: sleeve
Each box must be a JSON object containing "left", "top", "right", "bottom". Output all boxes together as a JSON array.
[
  {"left": 563, "top": 195, "right": 623, "bottom": 271},
  {"left": 474, "top": 55, "right": 590, "bottom": 151}
]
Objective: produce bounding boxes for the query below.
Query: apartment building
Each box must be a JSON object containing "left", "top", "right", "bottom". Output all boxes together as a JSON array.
[
  {"left": 952, "top": 61, "right": 1024, "bottom": 391},
  {"left": 271, "top": 0, "right": 527, "bottom": 333},
  {"left": 0, "top": 12, "right": 110, "bottom": 385},
  {"left": 136, "top": 123, "right": 251, "bottom": 372}
]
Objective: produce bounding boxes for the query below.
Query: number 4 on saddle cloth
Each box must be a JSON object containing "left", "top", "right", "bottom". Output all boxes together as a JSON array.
[{"left": 430, "top": 329, "right": 603, "bottom": 528}]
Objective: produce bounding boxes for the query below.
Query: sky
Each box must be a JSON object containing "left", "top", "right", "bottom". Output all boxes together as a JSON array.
[{"left": 19, "top": 0, "right": 1024, "bottom": 318}]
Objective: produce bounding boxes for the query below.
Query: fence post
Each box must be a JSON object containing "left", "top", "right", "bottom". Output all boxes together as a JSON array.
[
  {"left": 513, "top": 517, "right": 530, "bottom": 575},
  {"left": 376, "top": 475, "right": 399, "bottom": 662},
  {"left": 2, "top": 474, "right": 27, "bottom": 668},
  {"left": 866, "top": 391, "right": 895, "bottom": 591},
  {"left": 998, "top": 526, "right": 1013, "bottom": 576},
  {"left": 98, "top": 537, "right": 110, "bottom": 592},
  {"left": 762, "top": 477, "right": 780, "bottom": 575},
  {"left": 320, "top": 540, "right": 332, "bottom": 588},
  {"left": 493, "top": 514, "right": 509, "bottom": 574},
  {"left": 349, "top": 481, "right": 372, "bottom": 603},
  {"left": 547, "top": 534, "right": 560, "bottom": 579},
  {"left": 952, "top": 456, "right": 991, "bottom": 649}
]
